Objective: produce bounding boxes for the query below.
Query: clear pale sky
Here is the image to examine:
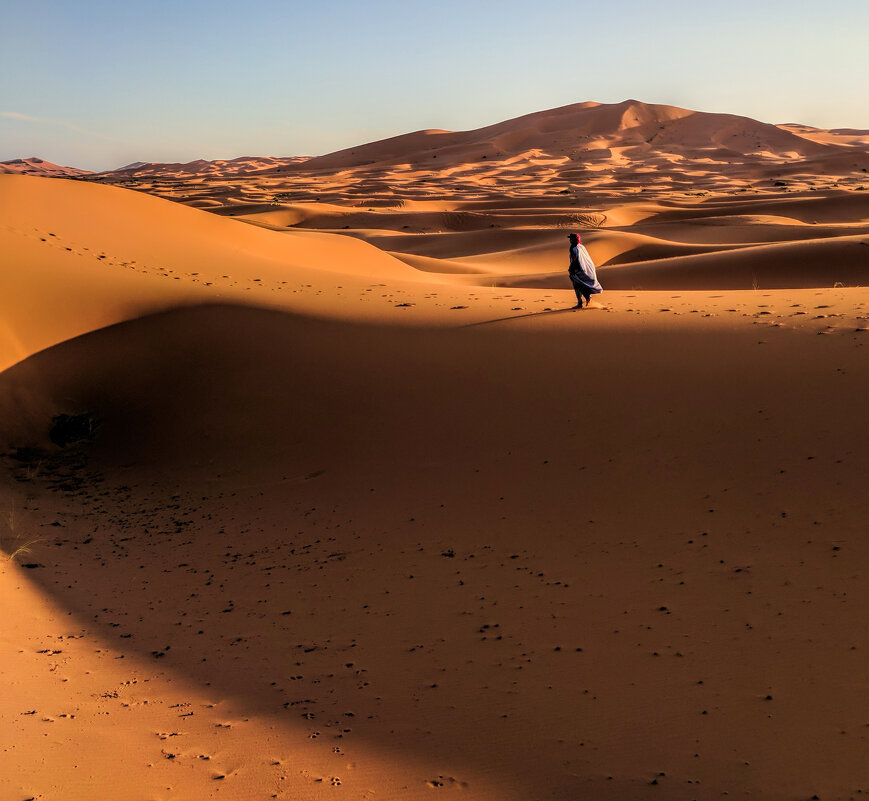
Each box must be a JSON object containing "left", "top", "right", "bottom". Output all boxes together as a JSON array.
[{"left": 1, "top": 0, "right": 867, "bottom": 171}]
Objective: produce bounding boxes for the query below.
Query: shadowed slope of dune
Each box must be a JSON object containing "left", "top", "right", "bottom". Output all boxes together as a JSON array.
[{"left": 3, "top": 302, "right": 869, "bottom": 801}]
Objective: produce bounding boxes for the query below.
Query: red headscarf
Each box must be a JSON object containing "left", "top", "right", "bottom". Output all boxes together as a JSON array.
[{"left": 568, "top": 232, "right": 581, "bottom": 244}]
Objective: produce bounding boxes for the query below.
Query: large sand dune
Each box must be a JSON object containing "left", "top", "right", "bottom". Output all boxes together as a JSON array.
[
  {"left": 3, "top": 99, "right": 869, "bottom": 801},
  {"left": 92, "top": 100, "right": 869, "bottom": 207},
  {"left": 0, "top": 174, "right": 526, "bottom": 370},
  {"left": 75, "top": 100, "right": 869, "bottom": 296}
]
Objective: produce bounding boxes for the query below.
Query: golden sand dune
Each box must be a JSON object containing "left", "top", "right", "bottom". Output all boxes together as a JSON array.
[
  {"left": 286, "top": 100, "right": 832, "bottom": 171},
  {"left": 233, "top": 191, "right": 869, "bottom": 291},
  {"left": 779, "top": 123, "right": 869, "bottom": 148},
  {"left": 0, "top": 156, "right": 92, "bottom": 177},
  {"left": 110, "top": 155, "right": 310, "bottom": 178},
  {"left": 0, "top": 174, "right": 525, "bottom": 370},
  {"left": 92, "top": 100, "right": 869, "bottom": 209},
  {"left": 76, "top": 100, "right": 868, "bottom": 296},
  {"left": 3, "top": 100, "right": 869, "bottom": 801}
]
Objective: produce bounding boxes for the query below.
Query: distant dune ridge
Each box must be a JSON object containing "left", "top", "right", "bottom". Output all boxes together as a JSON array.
[
  {"left": 0, "top": 156, "right": 92, "bottom": 177},
  {"left": 33, "top": 98, "right": 860, "bottom": 294},
  {"left": 6, "top": 98, "right": 868, "bottom": 182},
  {"left": 3, "top": 99, "right": 869, "bottom": 801},
  {"left": 286, "top": 99, "right": 848, "bottom": 171},
  {"left": 108, "top": 155, "right": 311, "bottom": 177}
]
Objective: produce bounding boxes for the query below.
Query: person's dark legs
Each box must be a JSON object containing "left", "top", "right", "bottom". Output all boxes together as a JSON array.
[
  {"left": 571, "top": 277, "right": 585, "bottom": 307},
  {"left": 582, "top": 289, "right": 591, "bottom": 306}
]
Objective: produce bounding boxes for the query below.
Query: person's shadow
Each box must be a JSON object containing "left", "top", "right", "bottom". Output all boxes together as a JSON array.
[{"left": 467, "top": 306, "right": 583, "bottom": 327}]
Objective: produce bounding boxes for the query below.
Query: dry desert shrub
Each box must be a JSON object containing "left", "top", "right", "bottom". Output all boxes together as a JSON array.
[{"left": 0, "top": 497, "right": 41, "bottom": 563}]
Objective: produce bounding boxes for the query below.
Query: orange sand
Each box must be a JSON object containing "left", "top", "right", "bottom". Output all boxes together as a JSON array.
[{"left": 2, "top": 100, "right": 869, "bottom": 801}]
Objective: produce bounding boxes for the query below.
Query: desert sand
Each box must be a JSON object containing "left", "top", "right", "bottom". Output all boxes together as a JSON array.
[{"left": 3, "top": 100, "right": 869, "bottom": 801}]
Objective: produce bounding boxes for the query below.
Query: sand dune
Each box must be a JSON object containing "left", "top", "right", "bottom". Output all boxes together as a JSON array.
[
  {"left": 289, "top": 100, "right": 833, "bottom": 172},
  {"left": 0, "top": 174, "right": 519, "bottom": 370},
  {"left": 483, "top": 235, "right": 869, "bottom": 291},
  {"left": 4, "top": 99, "right": 869, "bottom": 801},
  {"left": 780, "top": 123, "right": 869, "bottom": 148},
  {"left": 61, "top": 99, "right": 867, "bottom": 297},
  {"left": 596, "top": 235, "right": 869, "bottom": 290},
  {"left": 108, "top": 155, "right": 310, "bottom": 178},
  {"left": 0, "top": 156, "right": 92, "bottom": 177},
  {"left": 76, "top": 100, "right": 867, "bottom": 214},
  {"left": 5, "top": 296, "right": 869, "bottom": 801},
  {"left": 237, "top": 191, "right": 868, "bottom": 291}
]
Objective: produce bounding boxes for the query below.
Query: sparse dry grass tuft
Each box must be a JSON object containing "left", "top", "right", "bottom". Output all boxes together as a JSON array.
[{"left": 0, "top": 496, "right": 42, "bottom": 563}]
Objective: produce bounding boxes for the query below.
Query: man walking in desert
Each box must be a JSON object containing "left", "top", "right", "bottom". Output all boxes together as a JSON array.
[{"left": 567, "top": 232, "right": 602, "bottom": 309}]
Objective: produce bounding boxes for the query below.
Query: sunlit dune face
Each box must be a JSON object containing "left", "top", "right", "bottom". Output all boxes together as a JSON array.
[{"left": 72, "top": 100, "right": 866, "bottom": 297}]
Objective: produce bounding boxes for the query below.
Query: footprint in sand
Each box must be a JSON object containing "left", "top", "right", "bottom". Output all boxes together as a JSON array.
[{"left": 426, "top": 776, "right": 468, "bottom": 789}]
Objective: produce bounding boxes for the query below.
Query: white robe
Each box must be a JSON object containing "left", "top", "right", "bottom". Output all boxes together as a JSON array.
[{"left": 569, "top": 244, "right": 602, "bottom": 293}]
